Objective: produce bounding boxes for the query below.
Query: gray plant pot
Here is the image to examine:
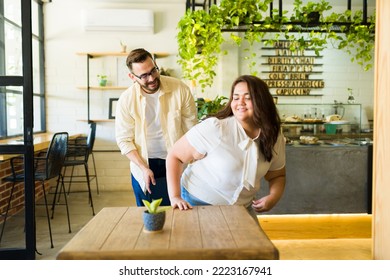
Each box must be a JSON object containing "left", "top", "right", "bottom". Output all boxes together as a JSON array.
[{"left": 143, "top": 211, "right": 166, "bottom": 232}]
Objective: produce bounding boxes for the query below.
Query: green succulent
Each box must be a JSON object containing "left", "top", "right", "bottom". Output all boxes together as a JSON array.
[{"left": 142, "top": 198, "right": 171, "bottom": 214}]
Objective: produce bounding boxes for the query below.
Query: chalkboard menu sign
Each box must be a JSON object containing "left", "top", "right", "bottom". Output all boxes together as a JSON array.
[{"left": 261, "top": 40, "right": 324, "bottom": 96}]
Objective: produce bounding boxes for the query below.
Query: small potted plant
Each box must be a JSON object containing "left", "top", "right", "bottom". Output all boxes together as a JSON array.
[
  {"left": 120, "top": 40, "right": 127, "bottom": 53},
  {"left": 97, "top": 74, "right": 107, "bottom": 87},
  {"left": 142, "top": 198, "right": 171, "bottom": 232}
]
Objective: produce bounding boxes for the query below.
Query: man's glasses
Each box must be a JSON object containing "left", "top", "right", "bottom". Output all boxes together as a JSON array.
[{"left": 132, "top": 66, "right": 159, "bottom": 82}]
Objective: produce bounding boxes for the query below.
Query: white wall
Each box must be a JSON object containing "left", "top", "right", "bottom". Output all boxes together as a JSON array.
[
  {"left": 44, "top": 0, "right": 185, "bottom": 136},
  {"left": 44, "top": 0, "right": 186, "bottom": 191},
  {"left": 43, "top": 0, "right": 375, "bottom": 191}
]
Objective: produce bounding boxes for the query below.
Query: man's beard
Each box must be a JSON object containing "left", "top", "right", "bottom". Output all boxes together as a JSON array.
[{"left": 138, "top": 77, "right": 161, "bottom": 94}]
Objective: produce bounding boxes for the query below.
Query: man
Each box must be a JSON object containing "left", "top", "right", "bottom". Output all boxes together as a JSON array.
[{"left": 115, "top": 48, "right": 197, "bottom": 206}]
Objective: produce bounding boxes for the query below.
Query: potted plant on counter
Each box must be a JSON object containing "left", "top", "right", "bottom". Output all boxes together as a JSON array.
[
  {"left": 142, "top": 198, "right": 171, "bottom": 232},
  {"left": 196, "top": 95, "right": 228, "bottom": 121}
]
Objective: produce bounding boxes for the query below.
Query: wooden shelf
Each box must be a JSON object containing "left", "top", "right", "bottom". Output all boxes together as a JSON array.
[
  {"left": 77, "top": 119, "right": 115, "bottom": 122},
  {"left": 77, "top": 86, "right": 127, "bottom": 90},
  {"left": 76, "top": 52, "right": 170, "bottom": 59},
  {"left": 77, "top": 50, "right": 169, "bottom": 123}
]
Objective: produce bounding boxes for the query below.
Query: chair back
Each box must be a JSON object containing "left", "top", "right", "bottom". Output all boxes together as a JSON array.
[
  {"left": 45, "top": 132, "right": 68, "bottom": 179},
  {"left": 86, "top": 122, "right": 96, "bottom": 154}
]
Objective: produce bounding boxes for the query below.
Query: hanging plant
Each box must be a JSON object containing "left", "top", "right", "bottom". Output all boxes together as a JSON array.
[
  {"left": 290, "top": 0, "right": 332, "bottom": 27},
  {"left": 285, "top": 0, "right": 333, "bottom": 55},
  {"left": 177, "top": 7, "right": 225, "bottom": 90},
  {"left": 330, "top": 10, "right": 375, "bottom": 71},
  {"left": 177, "top": 0, "right": 375, "bottom": 90}
]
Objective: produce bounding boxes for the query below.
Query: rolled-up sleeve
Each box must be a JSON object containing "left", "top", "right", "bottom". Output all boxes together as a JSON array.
[
  {"left": 269, "top": 132, "right": 286, "bottom": 170},
  {"left": 181, "top": 86, "right": 198, "bottom": 133}
]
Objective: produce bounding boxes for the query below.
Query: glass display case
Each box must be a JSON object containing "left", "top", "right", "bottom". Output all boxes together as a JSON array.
[{"left": 276, "top": 103, "right": 362, "bottom": 141}]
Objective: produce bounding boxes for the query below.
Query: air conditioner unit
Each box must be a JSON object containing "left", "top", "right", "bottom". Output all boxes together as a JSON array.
[{"left": 83, "top": 9, "right": 154, "bottom": 32}]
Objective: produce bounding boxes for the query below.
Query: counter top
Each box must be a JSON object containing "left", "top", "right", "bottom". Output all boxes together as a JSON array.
[{"left": 0, "top": 133, "right": 82, "bottom": 161}]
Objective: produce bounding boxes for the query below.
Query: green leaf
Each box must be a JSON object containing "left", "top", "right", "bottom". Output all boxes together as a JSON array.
[
  {"left": 156, "top": 206, "right": 171, "bottom": 213},
  {"left": 142, "top": 198, "right": 170, "bottom": 214},
  {"left": 149, "top": 198, "right": 162, "bottom": 213},
  {"left": 142, "top": 199, "right": 152, "bottom": 213}
]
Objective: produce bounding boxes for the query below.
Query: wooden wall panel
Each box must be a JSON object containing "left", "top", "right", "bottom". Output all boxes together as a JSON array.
[{"left": 373, "top": 0, "right": 390, "bottom": 260}]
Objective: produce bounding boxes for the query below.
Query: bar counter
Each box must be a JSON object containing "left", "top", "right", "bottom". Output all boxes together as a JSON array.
[{"left": 258, "top": 142, "right": 372, "bottom": 214}]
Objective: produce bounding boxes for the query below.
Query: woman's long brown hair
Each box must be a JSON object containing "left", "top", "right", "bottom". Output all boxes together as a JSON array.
[{"left": 213, "top": 75, "right": 281, "bottom": 161}]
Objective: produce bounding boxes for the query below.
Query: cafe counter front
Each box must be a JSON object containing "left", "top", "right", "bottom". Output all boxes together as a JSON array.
[{"left": 257, "top": 143, "right": 372, "bottom": 214}]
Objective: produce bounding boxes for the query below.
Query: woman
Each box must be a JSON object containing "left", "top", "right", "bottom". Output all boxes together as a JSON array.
[{"left": 166, "top": 75, "right": 286, "bottom": 219}]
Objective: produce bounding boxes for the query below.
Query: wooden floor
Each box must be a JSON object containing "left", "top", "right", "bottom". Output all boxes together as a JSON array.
[
  {"left": 0, "top": 191, "right": 372, "bottom": 260},
  {"left": 258, "top": 214, "right": 372, "bottom": 260}
]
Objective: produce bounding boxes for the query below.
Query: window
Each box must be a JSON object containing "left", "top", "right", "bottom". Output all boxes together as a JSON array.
[{"left": 0, "top": 0, "right": 45, "bottom": 139}]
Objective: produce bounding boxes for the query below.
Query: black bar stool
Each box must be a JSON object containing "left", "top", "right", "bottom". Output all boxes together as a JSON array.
[{"left": 0, "top": 132, "right": 71, "bottom": 249}]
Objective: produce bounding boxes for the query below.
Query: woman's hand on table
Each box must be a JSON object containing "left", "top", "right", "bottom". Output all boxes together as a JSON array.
[{"left": 170, "top": 196, "right": 193, "bottom": 210}]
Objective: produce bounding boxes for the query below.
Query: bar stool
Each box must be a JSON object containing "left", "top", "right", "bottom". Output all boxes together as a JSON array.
[
  {"left": 58, "top": 123, "right": 97, "bottom": 216},
  {"left": 0, "top": 132, "right": 71, "bottom": 249}
]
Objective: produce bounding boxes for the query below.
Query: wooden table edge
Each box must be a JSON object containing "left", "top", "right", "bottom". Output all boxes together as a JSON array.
[{"left": 57, "top": 247, "right": 279, "bottom": 260}]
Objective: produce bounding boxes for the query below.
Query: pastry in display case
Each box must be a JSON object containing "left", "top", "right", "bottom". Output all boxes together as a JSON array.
[
  {"left": 299, "top": 135, "right": 320, "bottom": 145},
  {"left": 277, "top": 103, "right": 362, "bottom": 142}
]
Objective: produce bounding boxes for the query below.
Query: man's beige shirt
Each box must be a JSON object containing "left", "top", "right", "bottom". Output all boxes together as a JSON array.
[{"left": 115, "top": 75, "right": 197, "bottom": 192}]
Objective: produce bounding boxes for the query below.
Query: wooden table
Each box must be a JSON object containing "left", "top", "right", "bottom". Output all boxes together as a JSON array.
[
  {"left": 56, "top": 205, "right": 279, "bottom": 260},
  {"left": 0, "top": 133, "right": 82, "bottom": 161}
]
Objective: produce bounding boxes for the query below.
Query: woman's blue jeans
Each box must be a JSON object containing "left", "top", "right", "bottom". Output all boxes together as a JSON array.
[
  {"left": 181, "top": 186, "right": 210, "bottom": 206},
  {"left": 181, "top": 186, "right": 259, "bottom": 225}
]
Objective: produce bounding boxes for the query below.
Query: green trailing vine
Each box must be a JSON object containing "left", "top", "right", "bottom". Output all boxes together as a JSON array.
[
  {"left": 177, "top": 7, "right": 225, "bottom": 90},
  {"left": 332, "top": 10, "right": 375, "bottom": 71},
  {"left": 176, "top": 0, "right": 375, "bottom": 90}
]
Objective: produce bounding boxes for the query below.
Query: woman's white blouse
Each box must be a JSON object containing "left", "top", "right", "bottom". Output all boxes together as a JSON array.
[{"left": 181, "top": 116, "right": 285, "bottom": 207}]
